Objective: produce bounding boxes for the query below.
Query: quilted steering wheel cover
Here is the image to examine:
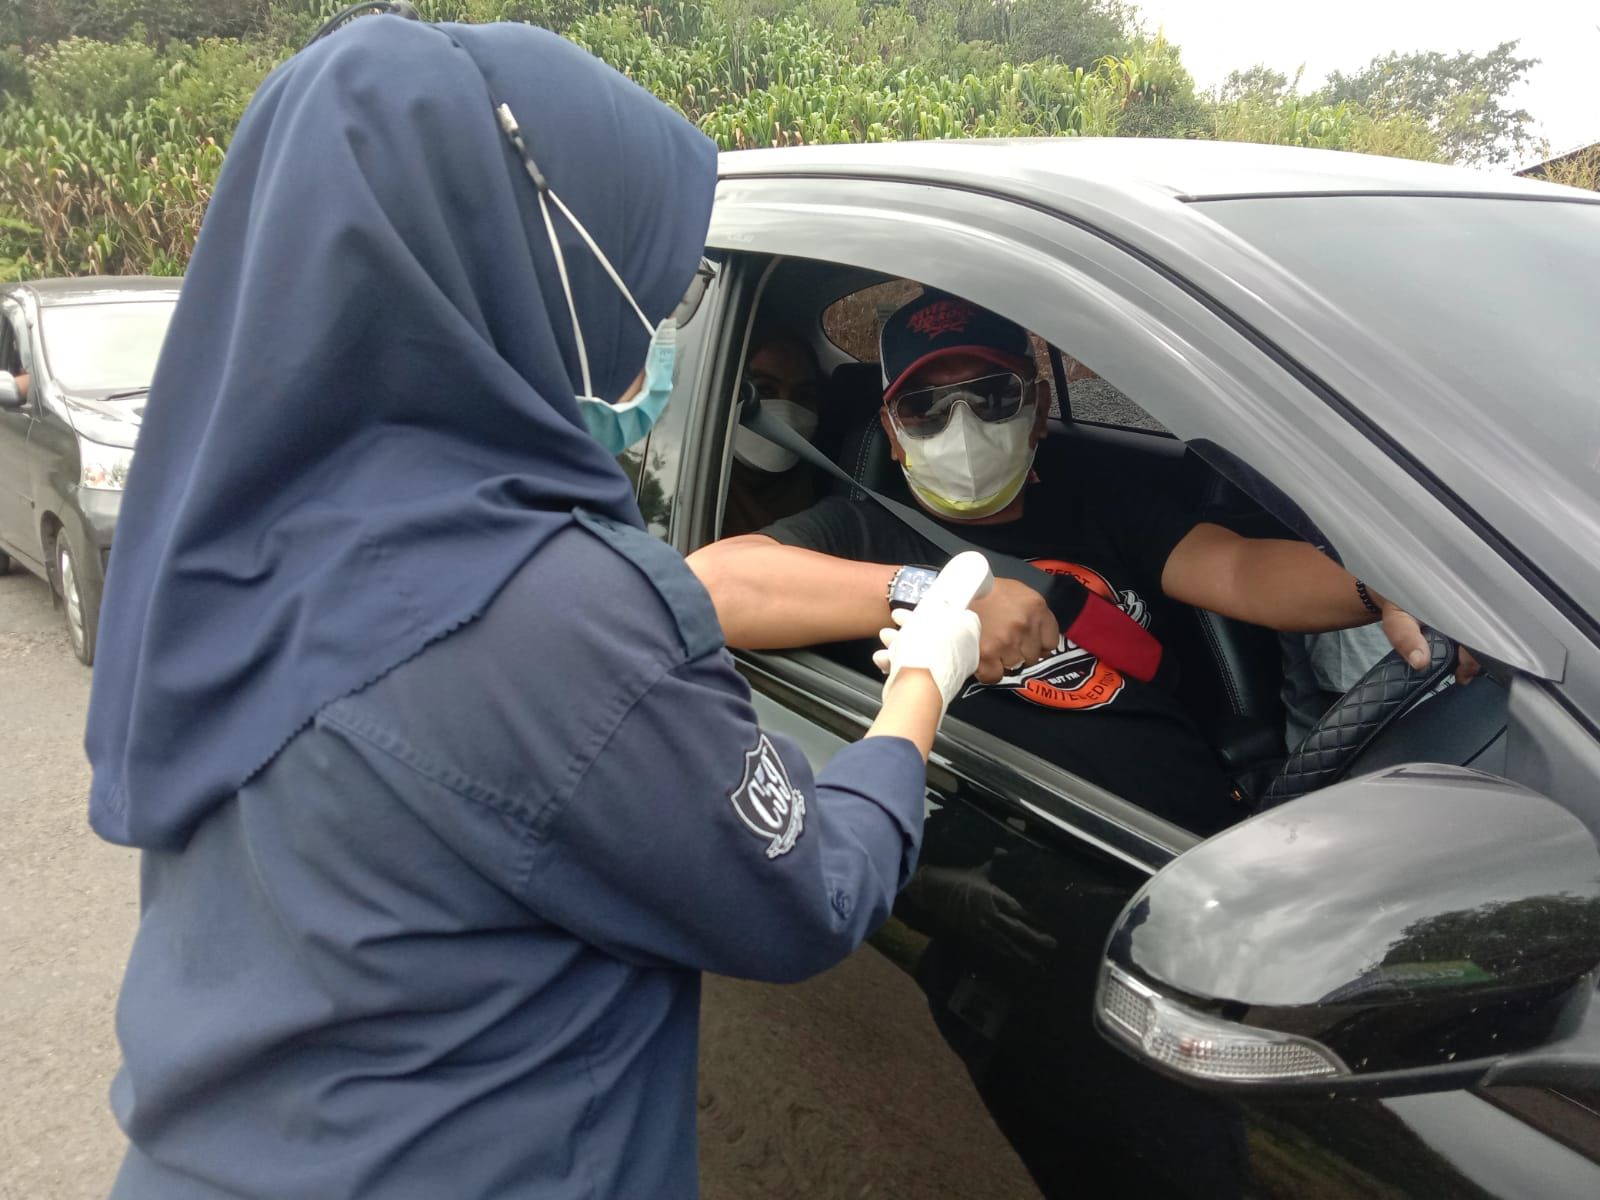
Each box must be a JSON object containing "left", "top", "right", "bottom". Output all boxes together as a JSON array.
[{"left": 1262, "top": 628, "right": 1458, "bottom": 809}]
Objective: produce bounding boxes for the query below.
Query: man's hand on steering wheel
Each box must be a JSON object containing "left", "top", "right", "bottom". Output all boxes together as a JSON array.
[{"left": 1373, "top": 592, "right": 1481, "bottom": 685}]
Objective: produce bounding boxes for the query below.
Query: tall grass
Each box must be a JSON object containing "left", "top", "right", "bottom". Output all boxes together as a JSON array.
[
  {"left": 0, "top": 104, "right": 224, "bottom": 277},
  {"left": 1540, "top": 146, "right": 1600, "bottom": 192}
]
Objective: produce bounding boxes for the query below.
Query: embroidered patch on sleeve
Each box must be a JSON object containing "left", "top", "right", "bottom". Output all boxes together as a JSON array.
[{"left": 730, "top": 733, "right": 806, "bottom": 859}]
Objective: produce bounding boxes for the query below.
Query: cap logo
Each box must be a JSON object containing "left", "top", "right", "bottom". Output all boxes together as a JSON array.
[{"left": 907, "top": 299, "right": 976, "bottom": 339}]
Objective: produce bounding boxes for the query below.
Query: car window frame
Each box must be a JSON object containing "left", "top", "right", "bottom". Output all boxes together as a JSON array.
[{"left": 628, "top": 256, "right": 741, "bottom": 544}]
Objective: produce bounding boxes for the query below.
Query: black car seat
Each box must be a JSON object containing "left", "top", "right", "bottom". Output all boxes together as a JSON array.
[
  {"left": 823, "top": 362, "right": 903, "bottom": 501},
  {"left": 1171, "top": 465, "right": 1294, "bottom": 794}
]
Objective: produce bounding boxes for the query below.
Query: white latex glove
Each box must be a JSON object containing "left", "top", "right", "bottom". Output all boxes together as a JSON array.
[{"left": 873, "top": 604, "right": 983, "bottom": 718}]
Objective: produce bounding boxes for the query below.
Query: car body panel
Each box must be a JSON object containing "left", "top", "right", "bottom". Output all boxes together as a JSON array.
[
  {"left": 715, "top": 138, "right": 1585, "bottom": 201},
  {"left": 644, "top": 141, "right": 1600, "bottom": 1196}
]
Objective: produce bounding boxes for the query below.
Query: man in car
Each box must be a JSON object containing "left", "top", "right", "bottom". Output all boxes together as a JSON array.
[{"left": 689, "top": 290, "right": 1461, "bottom": 832}]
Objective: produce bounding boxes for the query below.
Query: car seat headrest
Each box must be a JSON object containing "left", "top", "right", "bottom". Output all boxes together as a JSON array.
[{"left": 825, "top": 362, "right": 905, "bottom": 499}]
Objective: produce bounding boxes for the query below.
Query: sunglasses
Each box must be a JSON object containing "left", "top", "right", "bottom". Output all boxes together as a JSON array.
[
  {"left": 888, "top": 372, "right": 1035, "bottom": 439},
  {"left": 670, "top": 257, "right": 718, "bottom": 327}
]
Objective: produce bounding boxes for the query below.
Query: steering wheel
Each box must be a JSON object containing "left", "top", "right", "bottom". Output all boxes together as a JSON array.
[{"left": 1261, "top": 629, "right": 1459, "bottom": 809}]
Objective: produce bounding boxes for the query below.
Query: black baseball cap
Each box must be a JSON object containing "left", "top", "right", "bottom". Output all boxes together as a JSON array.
[{"left": 879, "top": 289, "right": 1033, "bottom": 402}]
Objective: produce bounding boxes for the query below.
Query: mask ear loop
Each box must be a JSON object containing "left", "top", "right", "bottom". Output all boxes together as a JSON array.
[
  {"left": 495, "top": 103, "right": 656, "bottom": 400},
  {"left": 543, "top": 186, "right": 655, "bottom": 337},
  {"left": 497, "top": 104, "right": 596, "bottom": 399}
]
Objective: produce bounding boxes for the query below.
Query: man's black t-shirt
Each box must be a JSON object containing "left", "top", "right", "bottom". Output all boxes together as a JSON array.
[{"left": 763, "top": 480, "right": 1236, "bottom": 834}]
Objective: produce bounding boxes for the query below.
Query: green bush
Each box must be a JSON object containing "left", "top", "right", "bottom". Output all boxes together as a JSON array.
[
  {"left": 160, "top": 38, "right": 277, "bottom": 126},
  {"left": 28, "top": 36, "right": 165, "bottom": 119}
]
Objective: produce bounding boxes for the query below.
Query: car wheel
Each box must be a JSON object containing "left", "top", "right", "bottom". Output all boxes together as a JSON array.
[
  {"left": 0, "top": 548, "right": 11, "bottom": 575},
  {"left": 55, "top": 529, "right": 98, "bottom": 667}
]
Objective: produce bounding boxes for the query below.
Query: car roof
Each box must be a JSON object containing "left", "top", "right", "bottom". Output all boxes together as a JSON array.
[
  {"left": 9, "top": 276, "right": 182, "bottom": 306},
  {"left": 718, "top": 137, "right": 1586, "bottom": 203}
]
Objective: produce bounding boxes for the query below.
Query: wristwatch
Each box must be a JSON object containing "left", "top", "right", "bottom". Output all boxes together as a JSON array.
[{"left": 887, "top": 565, "right": 941, "bottom": 614}]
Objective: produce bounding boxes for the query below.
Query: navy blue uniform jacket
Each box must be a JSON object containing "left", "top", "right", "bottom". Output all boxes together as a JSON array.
[{"left": 109, "top": 513, "right": 925, "bottom": 1198}]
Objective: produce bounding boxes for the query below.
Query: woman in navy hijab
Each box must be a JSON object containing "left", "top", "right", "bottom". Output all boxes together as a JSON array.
[{"left": 86, "top": 15, "right": 979, "bottom": 1199}]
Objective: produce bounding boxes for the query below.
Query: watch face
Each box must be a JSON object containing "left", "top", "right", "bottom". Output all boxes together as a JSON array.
[{"left": 892, "top": 566, "right": 940, "bottom": 609}]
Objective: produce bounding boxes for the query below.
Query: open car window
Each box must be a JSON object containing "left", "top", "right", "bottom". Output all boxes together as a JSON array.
[{"left": 728, "top": 267, "right": 1306, "bottom": 838}]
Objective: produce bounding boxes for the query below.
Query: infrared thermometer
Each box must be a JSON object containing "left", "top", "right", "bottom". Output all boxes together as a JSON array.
[{"left": 920, "top": 551, "right": 995, "bottom": 612}]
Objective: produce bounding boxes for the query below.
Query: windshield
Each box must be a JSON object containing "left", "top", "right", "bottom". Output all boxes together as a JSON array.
[
  {"left": 39, "top": 299, "right": 177, "bottom": 393},
  {"left": 1195, "top": 196, "right": 1600, "bottom": 505}
]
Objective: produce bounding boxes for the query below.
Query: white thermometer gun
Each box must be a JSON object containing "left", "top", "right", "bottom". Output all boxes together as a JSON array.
[{"left": 920, "top": 551, "right": 995, "bottom": 612}]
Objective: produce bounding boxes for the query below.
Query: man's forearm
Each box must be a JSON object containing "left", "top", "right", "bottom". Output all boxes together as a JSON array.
[
  {"left": 1165, "top": 523, "right": 1462, "bottom": 677},
  {"left": 1231, "top": 539, "right": 1375, "bottom": 632},
  {"left": 687, "top": 535, "right": 897, "bottom": 649},
  {"left": 1164, "top": 523, "right": 1375, "bottom": 633}
]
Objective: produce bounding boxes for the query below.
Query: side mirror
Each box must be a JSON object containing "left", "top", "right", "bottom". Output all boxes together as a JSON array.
[
  {"left": 0, "top": 371, "right": 21, "bottom": 408},
  {"left": 1095, "top": 765, "right": 1600, "bottom": 1096}
]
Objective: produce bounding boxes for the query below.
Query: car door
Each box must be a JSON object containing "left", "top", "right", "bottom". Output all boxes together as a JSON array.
[
  {"left": 0, "top": 295, "right": 40, "bottom": 562},
  {"left": 656, "top": 171, "right": 1600, "bottom": 1199}
]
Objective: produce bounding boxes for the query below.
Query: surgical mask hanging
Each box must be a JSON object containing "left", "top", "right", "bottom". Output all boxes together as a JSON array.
[
  {"left": 894, "top": 400, "right": 1035, "bottom": 521},
  {"left": 579, "top": 321, "right": 676, "bottom": 456},
  {"left": 734, "top": 398, "right": 819, "bottom": 473},
  {"left": 496, "top": 103, "right": 678, "bottom": 455}
]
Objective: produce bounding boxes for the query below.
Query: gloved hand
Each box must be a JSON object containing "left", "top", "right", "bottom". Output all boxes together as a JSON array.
[{"left": 873, "top": 603, "right": 982, "bottom": 717}]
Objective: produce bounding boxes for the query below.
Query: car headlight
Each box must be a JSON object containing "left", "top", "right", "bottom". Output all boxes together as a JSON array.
[{"left": 79, "top": 440, "right": 135, "bottom": 490}]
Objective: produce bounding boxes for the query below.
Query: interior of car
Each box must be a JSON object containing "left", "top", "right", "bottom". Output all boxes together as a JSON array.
[{"left": 709, "top": 257, "right": 1511, "bottom": 835}]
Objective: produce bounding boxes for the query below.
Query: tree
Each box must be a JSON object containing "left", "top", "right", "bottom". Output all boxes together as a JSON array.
[
  {"left": 1218, "top": 64, "right": 1289, "bottom": 104},
  {"left": 1317, "top": 40, "right": 1538, "bottom": 166},
  {"left": 1005, "top": 0, "right": 1135, "bottom": 70}
]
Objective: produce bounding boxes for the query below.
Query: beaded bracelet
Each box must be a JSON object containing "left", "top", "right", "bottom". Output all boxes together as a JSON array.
[{"left": 1355, "top": 579, "right": 1382, "bottom": 617}]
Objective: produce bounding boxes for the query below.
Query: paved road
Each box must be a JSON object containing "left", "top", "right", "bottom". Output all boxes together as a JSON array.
[
  {"left": 0, "top": 566, "right": 1038, "bottom": 1199},
  {"left": 0, "top": 568, "right": 136, "bottom": 1200}
]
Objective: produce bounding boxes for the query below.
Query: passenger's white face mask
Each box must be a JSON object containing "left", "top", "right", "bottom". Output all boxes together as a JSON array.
[
  {"left": 895, "top": 402, "right": 1035, "bottom": 521},
  {"left": 733, "top": 398, "right": 818, "bottom": 473}
]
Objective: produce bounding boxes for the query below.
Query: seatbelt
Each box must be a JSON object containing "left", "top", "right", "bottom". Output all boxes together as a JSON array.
[{"left": 740, "top": 395, "right": 1168, "bottom": 685}]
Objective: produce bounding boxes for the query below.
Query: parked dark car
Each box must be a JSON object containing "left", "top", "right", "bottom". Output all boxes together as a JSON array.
[
  {"left": 0, "top": 277, "right": 178, "bottom": 664},
  {"left": 635, "top": 140, "right": 1600, "bottom": 1196}
]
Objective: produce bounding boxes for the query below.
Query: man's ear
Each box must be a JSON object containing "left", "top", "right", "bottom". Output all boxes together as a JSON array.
[{"left": 879, "top": 406, "right": 905, "bottom": 464}]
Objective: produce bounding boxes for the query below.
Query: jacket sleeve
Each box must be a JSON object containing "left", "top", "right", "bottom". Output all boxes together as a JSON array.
[{"left": 517, "top": 647, "right": 928, "bottom": 982}]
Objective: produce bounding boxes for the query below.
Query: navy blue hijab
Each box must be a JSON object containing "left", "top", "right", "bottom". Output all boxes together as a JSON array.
[{"left": 85, "top": 18, "right": 717, "bottom": 848}]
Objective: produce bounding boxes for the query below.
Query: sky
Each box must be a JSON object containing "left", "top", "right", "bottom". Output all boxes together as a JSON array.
[{"left": 1129, "top": 0, "right": 1599, "bottom": 167}]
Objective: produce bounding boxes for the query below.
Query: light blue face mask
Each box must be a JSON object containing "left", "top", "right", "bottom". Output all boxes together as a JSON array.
[
  {"left": 496, "top": 103, "right": 681, "bottom": 455},
  {"left": 577, "top": 318, "right": 676, "bottom": 456}
]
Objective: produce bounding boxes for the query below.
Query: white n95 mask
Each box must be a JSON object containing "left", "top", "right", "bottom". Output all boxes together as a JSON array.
[
  {"left": 896, "top": 402, "right": 1035, "bottom": 521},
  {"left": 734, "top": 398, "right": 818, "bottom": 473}
]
